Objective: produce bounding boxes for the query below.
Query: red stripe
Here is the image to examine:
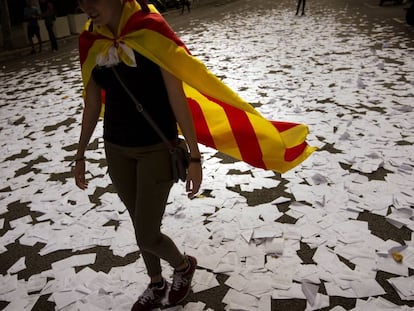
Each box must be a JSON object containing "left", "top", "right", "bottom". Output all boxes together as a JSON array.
[
  {"left": 101, "top": 89, "right": 106, "bottom": 104},
  {"left": 79, "top": 31, "right": 96, "bottom": 66},
  {"left": 271, "top": 120, "right": 299, "bottom": 132},
  {"left": 121, "top": 12, "right": 189, "bottom": 53},
  {"left": 200, "top": 94, "right": 309, "bottom": 165},
  {"left": 79, "top": 31, "right": 108, "bottom": 66},
  {"left": 285, "top": 142, "right": 307, "bottom": 162},
  {"left": 187, "top": 98, "right": 216, "bottom": 148},
  {"left": 203, "top": 94, "right": 266, "bottom": 169},
  {"left": 80, "top": 10, "right": 189, "bottom": 68},
  {"left": 272, "top": 121, "right": 309, "bottom": 162}
]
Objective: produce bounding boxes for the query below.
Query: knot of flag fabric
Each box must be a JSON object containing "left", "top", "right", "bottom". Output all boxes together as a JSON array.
[
  {"left": 96, "top": 40, "right": 137, "bottom": 67},
  {"left": 79, "top": 0, "right": 317, "bottom": 173}
]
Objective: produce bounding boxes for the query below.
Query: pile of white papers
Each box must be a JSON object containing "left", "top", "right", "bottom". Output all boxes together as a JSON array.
[{"left": 0, "top": 1, "right": 413, "bottom": 310}]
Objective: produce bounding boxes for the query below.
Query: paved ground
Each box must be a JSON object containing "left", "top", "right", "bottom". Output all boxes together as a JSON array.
[{"left": 0, "top": 0, "right": 413, "bottom": 310}]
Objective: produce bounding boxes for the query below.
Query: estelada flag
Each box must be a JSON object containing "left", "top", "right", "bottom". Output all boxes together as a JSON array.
[{"left": 79, "top": 0, "right": 316, "bottom": 173}]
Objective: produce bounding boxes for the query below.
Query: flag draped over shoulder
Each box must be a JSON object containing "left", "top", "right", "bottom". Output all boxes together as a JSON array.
[{"left": 79, "top": 0, "right": 316, "bottom": 173}]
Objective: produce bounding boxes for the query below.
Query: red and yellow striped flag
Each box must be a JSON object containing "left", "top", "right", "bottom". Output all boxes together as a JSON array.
[{"left": 79, "top": 0, "right": 316, "bottom": 173}]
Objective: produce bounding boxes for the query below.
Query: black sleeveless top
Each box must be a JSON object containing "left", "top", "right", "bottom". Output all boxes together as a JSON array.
[{"left": 91, "top": 52, "right": 178, "bottom": 147}]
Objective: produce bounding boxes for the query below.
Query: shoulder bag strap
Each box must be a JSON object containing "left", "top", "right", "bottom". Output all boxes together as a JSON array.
[{"left": 111, "top": 66, "right": 174, "bottom": 149}]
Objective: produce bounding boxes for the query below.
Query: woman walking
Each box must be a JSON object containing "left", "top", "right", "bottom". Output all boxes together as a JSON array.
[{"left": 74, "top": 0, "right": 202, "bottom": 309}]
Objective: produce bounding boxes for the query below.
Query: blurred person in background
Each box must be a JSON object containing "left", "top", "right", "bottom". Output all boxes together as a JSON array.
[
  {"left": 40, "top": 0, "right": 58, "bottom": 51},
  {"left": 296, "top": 0, "right": 306, "bottom": 16},
  {"left": 24, "top": 0, "right": 42, "bottom": 54}
]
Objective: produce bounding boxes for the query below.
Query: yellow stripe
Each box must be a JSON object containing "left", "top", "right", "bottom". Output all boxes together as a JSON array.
[
  {"left": 82, "top": 11, "right": 260, "bottom": 118},
  {"left": 125, "top": 29, "right": 261, "bottom": 117},
  {"left": 81, "top": 39, "right": 113, "bottom": 88}
]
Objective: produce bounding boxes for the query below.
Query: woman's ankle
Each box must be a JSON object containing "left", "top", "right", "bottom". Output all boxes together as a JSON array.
[
  {"left": 150, "top": 278, "right": 165, "bottom": 289},
  {"left": 150, "top": 275, "right": 163, "bottom": 284},
  {"left": 175, "top": 256, "right": 189, "bottom": 272}
]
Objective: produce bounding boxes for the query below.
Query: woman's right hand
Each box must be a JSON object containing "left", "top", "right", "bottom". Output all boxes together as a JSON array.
[{"left": 74, "top": 160, "right": 88, "bottom": 190}]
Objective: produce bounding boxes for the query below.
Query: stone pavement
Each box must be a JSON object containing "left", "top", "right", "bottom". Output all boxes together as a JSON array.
[
  {"left": 0, "top": 0, "right": 224, "bottom": 64},
  {"left": 0, "top": 0, "right": 412, "bottom": 65}
]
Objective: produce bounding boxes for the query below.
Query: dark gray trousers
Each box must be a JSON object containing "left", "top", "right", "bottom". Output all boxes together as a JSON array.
[{"left": 105, "top": 141, "right": 184, "bottom": 277}]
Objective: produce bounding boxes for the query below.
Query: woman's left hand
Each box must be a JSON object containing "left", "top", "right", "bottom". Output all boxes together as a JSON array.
[{"left": 186, "top": 162, "right": 202, "bottom": 199}]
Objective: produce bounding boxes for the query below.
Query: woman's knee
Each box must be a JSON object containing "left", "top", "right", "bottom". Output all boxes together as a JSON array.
[{"left": 136, "top": 232, "right": 163, "bottom": 251}]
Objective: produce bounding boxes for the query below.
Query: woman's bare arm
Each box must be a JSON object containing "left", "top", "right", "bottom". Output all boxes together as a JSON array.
[
  {"left": 74, "top": 78, "right": 102, "bottom": 189},
  {"left": 161, "top": 68, "right": 202, "bottom": 198}
]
